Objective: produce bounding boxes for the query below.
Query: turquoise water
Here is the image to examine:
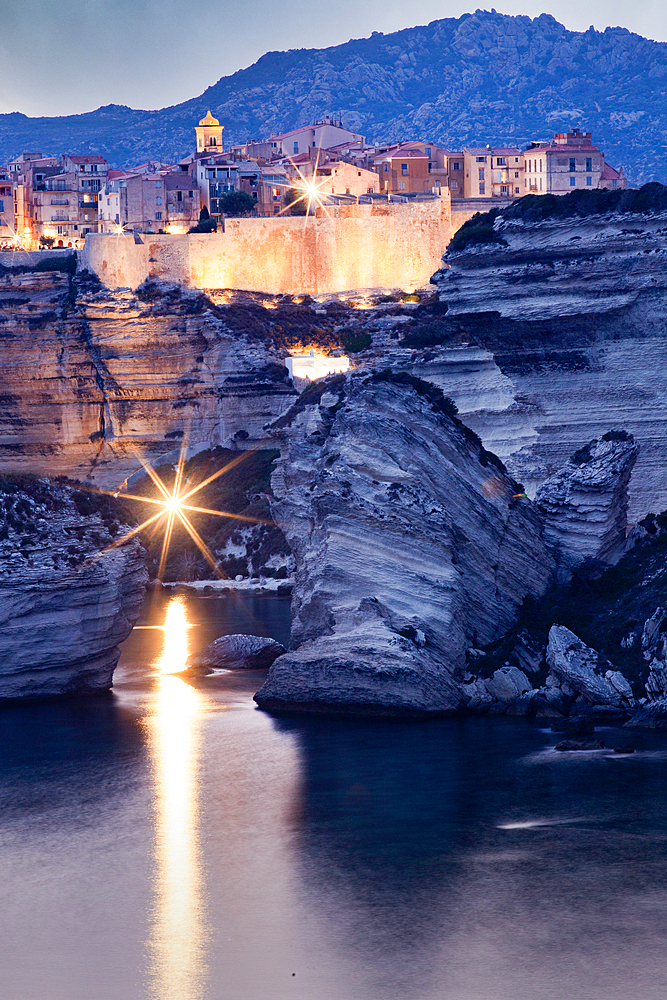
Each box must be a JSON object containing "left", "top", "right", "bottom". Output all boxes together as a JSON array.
[{"left": 1, "top": 590, "right": 667, "bottom": 1000}]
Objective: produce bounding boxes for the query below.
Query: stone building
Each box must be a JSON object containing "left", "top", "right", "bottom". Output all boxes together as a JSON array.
[
  {"left": 0, "top": 169, "right": 16, "bottom": 240},
  {"left": 525, "top": 129, "right": 627, "bottom": 195},
  {"left": 462, "top": 147, "right": 523, "bottom": 198},
  {"left": 314, "top": 160, "right": 380, "bottom": 197},
  {"left": 195, "top": 111, "right": 224, "bottom": 156}
]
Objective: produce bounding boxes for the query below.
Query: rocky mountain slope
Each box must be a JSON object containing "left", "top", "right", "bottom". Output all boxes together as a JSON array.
[
  {"left": 0, "top": 475, "right": 146, "bottom": 699},
  {"left": 255, "top": 370, "right": 555, "bottom": 714},
  {"left": 1, "top": 11, "right": 666, "bottom": 181}
]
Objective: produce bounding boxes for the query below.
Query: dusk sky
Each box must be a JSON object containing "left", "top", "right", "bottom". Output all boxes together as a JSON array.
[{"left": 0, "top": 0, "right": 664, "bottom": 118}]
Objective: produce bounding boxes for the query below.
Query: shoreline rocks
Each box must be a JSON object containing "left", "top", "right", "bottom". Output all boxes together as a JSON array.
[{"left": 184, "top": 633, "right": 285, "bottom": 673}]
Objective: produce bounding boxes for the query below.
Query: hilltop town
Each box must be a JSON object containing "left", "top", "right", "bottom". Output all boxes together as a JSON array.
[{"left": 0, "top": 113, "right": 625, "bottom": 249}]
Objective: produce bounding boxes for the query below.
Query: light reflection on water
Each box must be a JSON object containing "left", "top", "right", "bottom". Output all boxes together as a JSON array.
[{"left": 144, "top": 596, "right": 210, "bottom": 1000}]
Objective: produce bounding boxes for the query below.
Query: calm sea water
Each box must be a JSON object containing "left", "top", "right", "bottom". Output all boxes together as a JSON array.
[{"left": 2, "top": 590, "right": 667, "bottom": 1000}]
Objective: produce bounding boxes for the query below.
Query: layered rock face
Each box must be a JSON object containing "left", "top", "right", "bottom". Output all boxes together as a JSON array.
[
  {"left": 0, "top": 271, "right": 296, "bottom": 489},
  {"left": 255, "top": 371, "right": 554, "bottom": 714},
  {"left": 428, "top": 210, "right": 667, "bottom": 522},
  {"left": 535, "top": 432, "right": 638, "bottom": 578},
  {"left": 0, "top": 477, "right": 147, "bottom": 699}
]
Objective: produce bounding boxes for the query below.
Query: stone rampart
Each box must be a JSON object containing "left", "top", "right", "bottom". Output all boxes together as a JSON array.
[{"left": 81, "top": 198, "right": 470, "bottom": 295}]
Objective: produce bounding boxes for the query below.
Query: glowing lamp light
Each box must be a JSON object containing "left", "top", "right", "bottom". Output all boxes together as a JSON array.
[{"left": 82, "top": 438, "right": 270, "bottom": 581}]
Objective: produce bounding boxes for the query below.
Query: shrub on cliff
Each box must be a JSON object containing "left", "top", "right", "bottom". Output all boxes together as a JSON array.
[
  {"left": 447, "top": 209, "right": 508, "bottom": 252},
  {"left": 340, "top": 328, "right": 372, "bottom": 353}
]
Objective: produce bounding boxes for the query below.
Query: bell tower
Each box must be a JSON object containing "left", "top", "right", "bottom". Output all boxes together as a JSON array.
[{"left": 195, "top": 111, "right": 224, "bottom": 155}]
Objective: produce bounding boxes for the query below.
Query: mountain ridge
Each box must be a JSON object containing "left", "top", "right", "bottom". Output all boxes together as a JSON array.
[{"left": 1, "top": 10, "right": 666, "bottom": 181}]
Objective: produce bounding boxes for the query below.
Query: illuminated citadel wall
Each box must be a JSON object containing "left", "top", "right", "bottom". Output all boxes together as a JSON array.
[{"left": 82, "top": 197, "right": 481, "bottom": 295}]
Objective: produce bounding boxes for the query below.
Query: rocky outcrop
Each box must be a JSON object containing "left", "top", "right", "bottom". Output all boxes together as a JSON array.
[
  {"left": 427, "top": 211, "right": 667, "bottom": 522},
  {"left": 0, "top": 271, "right": 296, "bottom": 489},
  {"left": 535, "top": 432, "right": 638, "bottom": 579},
  {"left": 626, "top": 609, "right": 667, "bottom": 728},
  {"left": 544, "top": 625, "right": 634, "bottom": 714},
  {"left": 0, "top": 476, "right": 147, "bottom": 699},
  {"left": 185, "top": 633, "right": 285, "bottom": 672},
  {"left": 254, "top": 370, "right": 555, "bottom": 715}
]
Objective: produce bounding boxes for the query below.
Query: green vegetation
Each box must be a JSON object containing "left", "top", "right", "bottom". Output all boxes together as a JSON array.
[
  {"left": 340, "top": 328, "right": 372, "bottom": 353},
  {"left": 448, "top": 209, "right": 507, "bottom": 252},
  {"left": 218, "top": 191, "right": 256, "bottom": 216},
  {"left": 189, "top": 205, "right": 218, "bottom": 234},
  {"left": 33, "top": 253, "right": 77, "bottom": 274},
  {"left": 448, "top": 183, "right": 667, "bottom": 253}
]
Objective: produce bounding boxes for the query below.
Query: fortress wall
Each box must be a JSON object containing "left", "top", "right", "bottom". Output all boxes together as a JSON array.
[{"left": 81, "top": 199, "right": 458, "bottom": 295}]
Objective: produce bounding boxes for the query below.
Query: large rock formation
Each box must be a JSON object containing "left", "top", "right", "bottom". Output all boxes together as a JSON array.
[
  {"left": 544, "top": 625, "right": 634, "bottom": 714},
  {"left": 535, "top": 432, "right": 638, "bottom": 578},
  {"left": 0, "top": 476, "right": 147, "bottom": 699},
  {"left": 255, "top": 370, "right": 555, "bottom": 714},
  {"left": 0, "top": 269, "right": 296, "bottom": 488},
  {"left": 427, "top": 208, "right": 667, "bottom": 522}
]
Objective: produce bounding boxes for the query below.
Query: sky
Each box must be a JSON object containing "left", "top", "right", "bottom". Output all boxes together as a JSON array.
[{"left": 0, "top": 0, "right": 664, "bottom": 118}]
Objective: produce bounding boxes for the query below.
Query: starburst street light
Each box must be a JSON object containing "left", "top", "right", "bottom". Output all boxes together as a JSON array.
[
  {"left": 277, "top": 145, "right": 333, "bottom": 218},
  {"left": 87, "top": 441, "right": 269, "bottom": 580}
]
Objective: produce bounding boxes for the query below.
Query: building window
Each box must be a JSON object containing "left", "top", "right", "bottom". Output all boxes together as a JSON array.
[
  {"left": 156, "top": 211, "right": 162, "bottom": 219},
  {"left": 156, "top": 196, "right": 162, "bottom": 205},
  {"left": 476, "top": 156, "right": 486, "bottom": 162},
  {"left": 500, "top": 185, "right": 508, "bottom": 195},
  {"left": 293, "top": 142, "right": 299, "bottom": 154},
  {"left": 569, "top": 158, "right": 576, "bottom": 172},
  {"left": 91, "top": 164, "right": 97, "bottom": 172},
  {"left": 452, "top": 162, "right": 460, "bottom": 170},
  {"left": 156, "top": 180, "right": 161, "bottom": 188},
  {"left": 497, "top": 157, "right": 506, "bottom": 166},
  {"left": 514, "top": 172, "right": 519, "bottom": 178},
  {"left": 570, "top": 176, "right": 576, "bottom": 186},
  {"left": 586, "top": 158, "right": 592, "bottom": 172},
  {"left": 398, "top": 181, "right": 405, "bottom": 190},
  {"left": 451, "top": 180, "right": 458, "bottom": 189},
  {"left": 188, "top": 190, "right": 193, "bottom": 198},
  {"left": 586, "top": 176, "right": 592, "bottom": 186},
  {"left": 401, "top": 164, "right": 408, "bottom": 174},
  {"left": 384, "top": 163, "right": 388, "bottom": 172},
  {"left": 0, "top": 199, "right": 3, "bottom": 213},
  {"left": 479, "top": 183, "right": 485, "bottom": 195},
  {"left": 612, "top": 179, "right": 618, "bottom": 189},
  {"left": 514, "top": 157, "right": 519, "bottom": 163},
  {"left": 478, "top": 168, "right": 485, "bottom": 181},
  {"left": 515, "top": 187, "right": 520, "bottom": 194},
  {"left": 177, "top": 191, "right": 182, "bottom": 202}
]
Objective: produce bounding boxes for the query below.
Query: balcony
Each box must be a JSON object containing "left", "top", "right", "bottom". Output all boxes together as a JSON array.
[{"left": 50, "top": 199, "right": 69, "bottom": 206}]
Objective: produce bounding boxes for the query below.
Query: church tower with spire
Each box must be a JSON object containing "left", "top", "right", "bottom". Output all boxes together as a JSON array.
[{"left": 195, "top": 111, "right": 224, "bottom": 155}]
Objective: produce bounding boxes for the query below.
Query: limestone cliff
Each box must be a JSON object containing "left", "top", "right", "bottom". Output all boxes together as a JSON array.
[
  {"left": 255, "top": 370, "right": 554, "bottom": 714},
  {"left": 0, "top": 268, "right": 298, "bottom": 488},
  {"left": 0, "top": 475, "right": 147, "bottom": 699},
  {"left": 535, "top": 431, "right": 638, "bottom": 578},
  {"left": 425, "top": 208, "right": 667, "bottom": 522}
]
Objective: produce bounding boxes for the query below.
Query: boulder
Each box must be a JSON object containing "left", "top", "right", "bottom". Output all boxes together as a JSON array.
[
  {"left": 551, "top": 716, "right": 595, "bottom": 736},
  {"left": 546, "top": 625, "right": 634, "bottom": 710},
  {"left": 484, "top": 665, "right": 532, "bottom": 704},
  {"left": 555, "top": 738, "right": 604, "bottom": 752},
  {"left": 186, "top": 634, "right": 286, "bottom": 673}
]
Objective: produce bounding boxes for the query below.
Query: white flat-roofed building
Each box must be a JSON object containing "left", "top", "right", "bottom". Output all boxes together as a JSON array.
[{"left": 285, "top": 349, "right": 349, "bottom": 381}]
